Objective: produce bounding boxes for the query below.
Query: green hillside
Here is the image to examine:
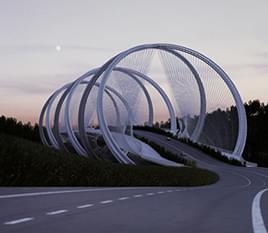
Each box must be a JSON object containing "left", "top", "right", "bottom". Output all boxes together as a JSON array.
[{"left": 0, "top": 133, "right": 219, "bottom": 186}]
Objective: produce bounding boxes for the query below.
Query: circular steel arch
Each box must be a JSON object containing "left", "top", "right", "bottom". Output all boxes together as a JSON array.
[{"left": 95, "top": 43, "right": 247, "bottom": 161}]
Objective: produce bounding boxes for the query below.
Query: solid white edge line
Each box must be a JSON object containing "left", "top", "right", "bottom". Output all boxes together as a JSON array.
[
  {"left": 0, "top": 187, "right": 160, "bottom": 199},
  {"left": 77, "top": 204, "right": 94, "bottom": 209},
  {"left": 253, "top": 171, "right": 268, "bottom": 178},
  {"left": 237, "top": 173, "right": 252, "bottom": 187},
  {"left": 252, "top": 188, "right": 268, "bottom": 233},
  {"left": 46, "top": 210, "right": 68, "bottom": 215},
  {"left": 4, "top": 217, "right": 34, "bottom": 225}
]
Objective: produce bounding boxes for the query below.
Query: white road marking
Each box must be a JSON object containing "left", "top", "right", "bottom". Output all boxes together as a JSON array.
[
  {"left": 0, "top": 187, "right": 157, "bottom": 199},
  {"left": 146, "top": 192, "right": 154, "bottom": 196},
  {"left": 77, "top": 204, "right": 94, "bottom": 209},
  {"left": 46, "top": 210, "right": 68, "bottom": 215},
  {"left": 252, "top": 171, "right": 268, "bottom": 178},
  {"left": 4, "top": 217, "right": 34, "bottom": 225},
  {"left": 157, "top": 191, "right": 164, "bottom": 194},
  {"left": 118, "top": 197, "right": 129, "bottom": 201},
  {"left": 234, "top": 172, "right": 252, "bottom": 188},
  {"left": 100, "top": 200, "right": 113, "bottom": 204},
  {"left": 252, "top": 188, "right": 268, "bottom": 233},
  {"left": 133, "top": 194, "right": 143, "bottom": 198},
  {"left": 167, "top": 190, "right": 173, "bottom": 193}
]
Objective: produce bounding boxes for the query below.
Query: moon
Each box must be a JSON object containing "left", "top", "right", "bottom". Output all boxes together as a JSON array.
[{"left": 55, "top": 45, "right": 61, "bottom": 52}]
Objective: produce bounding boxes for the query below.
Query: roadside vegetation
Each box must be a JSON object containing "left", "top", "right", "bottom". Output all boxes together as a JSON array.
[
  {"left": 135, "top": 135, "right": 196, "bottom": 167},
  {"left": 0, "top": 133, "right": 218, "bottom": 186},
  {"left": 178, "top": 138, "right": 244, "bottom": 166},
  {"left": 134, "top": 126, "right": 244, "bottom": 166},
  {"left": 243, "top": 100, "right": 268, "bottom": 167}
]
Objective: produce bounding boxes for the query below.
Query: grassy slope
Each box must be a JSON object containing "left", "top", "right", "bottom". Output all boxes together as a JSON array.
[{"left": 0, "top": 133, "right": 219, "bottom": 186}]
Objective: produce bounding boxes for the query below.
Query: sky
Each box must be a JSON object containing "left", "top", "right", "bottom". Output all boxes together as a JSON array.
[{"left": 0, "top": 0, "right": 267, "bottom": 123}]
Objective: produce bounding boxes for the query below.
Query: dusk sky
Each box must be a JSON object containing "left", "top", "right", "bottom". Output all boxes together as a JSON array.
[{"left": 0, "top": 0, "right": 267, "bottom": 123}]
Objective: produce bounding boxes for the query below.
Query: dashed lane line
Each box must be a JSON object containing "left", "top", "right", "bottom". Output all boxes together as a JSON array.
[
  {"left": 4, "top": 217, "right": 34, "bottom": 225},
  {"left": 133, "top": 194, "right": 143, "bottom": 198},
  {"left": 118, "top": 197, "right": 130, "bottom": 201},
  {"left": 77, "top": 204, "right": 94, "bottom": 209},
  {"left": 100, "top": 200, "right": 113, "bottom": 204},
  {"left": 146, "top": 192, "right": 155, "bottom": 196},
  {"left": 46, "top": 210, "right": 68, "bottom": 215},
  {"left": 2, "top": 188, "right": 186, "bottom": 226}
]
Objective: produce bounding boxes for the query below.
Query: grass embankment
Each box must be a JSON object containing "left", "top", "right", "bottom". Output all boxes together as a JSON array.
[
  {"left": 135, "top": 135, "right": 196, "bottom": 167},
  {"left": 178, "top": 138, "right": 244, "bottom": 166},
  {"left": 0, "top": 133, "right": 219, "bottom": 186},
  {"left": 135, "top": 126, "right": 244, "bottom": 166}
]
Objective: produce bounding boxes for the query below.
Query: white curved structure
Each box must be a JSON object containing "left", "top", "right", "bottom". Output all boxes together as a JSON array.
[{"left": 39, "top": 43, "right": 247, "bottom": 165}]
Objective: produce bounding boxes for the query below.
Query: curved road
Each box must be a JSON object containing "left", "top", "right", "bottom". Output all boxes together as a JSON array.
[{"left": 0, "top": 131, "right": 267, "bottom": 233}]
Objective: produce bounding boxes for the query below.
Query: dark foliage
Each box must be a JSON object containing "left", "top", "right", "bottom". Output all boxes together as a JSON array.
[
  {"left": 0, "top": 133, "right": 218, "bottom": 186},
  {"left": 0, "top": 115, "right": 40, "bottom": 143},
  {"left": 243, "top": 100, "right": 268, "bottom": 167}
]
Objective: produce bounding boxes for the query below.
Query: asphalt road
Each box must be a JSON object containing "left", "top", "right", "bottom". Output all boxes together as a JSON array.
[{"left": 0, "top": 131, "right": 267, "bottom": 233}]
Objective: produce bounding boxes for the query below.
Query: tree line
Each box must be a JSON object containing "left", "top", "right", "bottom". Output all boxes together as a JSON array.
[
  {"left": 243, "top": 100, "right": 268, "bottom": 166},
  {"left": 0, "top": 116, "right": 40, "bottom": 143},
  {"left": 0, "top": 99, "right": 267, "bottom": 166},
  {"left": 149, "top": 100, "right": 268, "bottom": 167}
]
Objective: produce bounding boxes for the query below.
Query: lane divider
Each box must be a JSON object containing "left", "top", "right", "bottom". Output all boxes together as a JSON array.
[
  {"left": 133, "top": 194, "right": 143, "bottom": 198},
  {"left": 46, "top": 210, "right": 68, "bottom": 215},
  {"left": 4, "top": 217, "right": 34, "bottom": 225},
  {"left": 118, "top": 197, "right": 130, "bottom": 201},
  {"left": 77, "top": 204, "right": 94, "bottom": 209},
  {"left": 146, "top": 192, "right": 155, "bottom": 196},
  {"left": 2, "top": 187, "right": 205, "bottom": 226},
  {"left": 100, "top": 200, "right": 113, "bottom": 204}
]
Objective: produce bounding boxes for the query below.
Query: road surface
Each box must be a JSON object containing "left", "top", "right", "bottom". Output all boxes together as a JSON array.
[{"left": 0, "top": 131, "right": 267, "bottom": 233}]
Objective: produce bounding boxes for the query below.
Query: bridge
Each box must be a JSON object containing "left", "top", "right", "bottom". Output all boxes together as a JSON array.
[{"left": 39, "top": 43, "right": 247, "bottom": 165}]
